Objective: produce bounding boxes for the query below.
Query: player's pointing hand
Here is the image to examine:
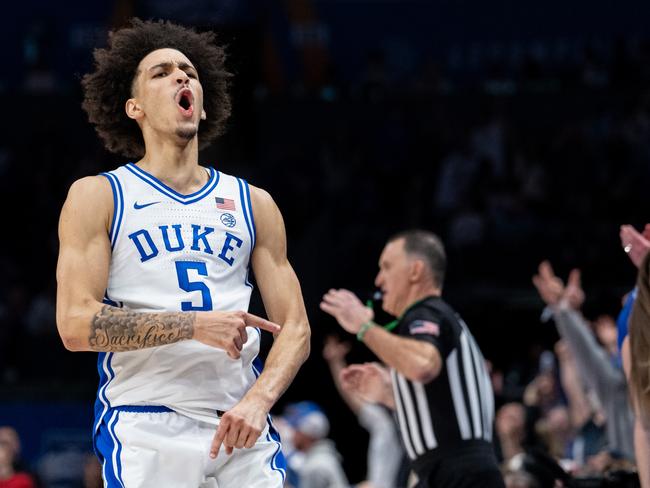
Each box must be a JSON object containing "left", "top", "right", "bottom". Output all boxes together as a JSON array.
[{"left": 194, "top": 311, "right": 281, "bottom": 358}]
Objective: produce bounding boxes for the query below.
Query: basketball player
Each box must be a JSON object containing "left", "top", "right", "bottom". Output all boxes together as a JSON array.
[
  {"left": 55, "top": 19, "right": 310, "bottom": 487},
  {"left": 320, "top": 230, "right": 504, "bottom": 488}
]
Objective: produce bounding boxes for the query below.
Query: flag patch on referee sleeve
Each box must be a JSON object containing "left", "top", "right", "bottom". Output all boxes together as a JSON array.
[
  {"left": 216, "top": 197, "right": 236, "bottom": 210},
  {"left": 409, "top": 320, "right": 440, "bottom": 336}
]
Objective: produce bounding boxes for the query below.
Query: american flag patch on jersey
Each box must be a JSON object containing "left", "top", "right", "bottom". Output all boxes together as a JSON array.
[
  {"left": 215, "top": 197, "right": 236, "bottom": 211},
  {"left": 409, "top": 320, "right": 440, "bottom": 336}
]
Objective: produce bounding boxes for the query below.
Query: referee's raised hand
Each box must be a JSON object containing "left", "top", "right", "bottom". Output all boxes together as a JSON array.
[{"left": 320, "top": 288, "right": 374, "bottom": 334}]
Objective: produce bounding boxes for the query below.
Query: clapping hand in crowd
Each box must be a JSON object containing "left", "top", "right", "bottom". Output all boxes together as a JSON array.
[
  {"left": 620, "top": 224, "right": 650, "bottom": 268},
  {"left": 322, "top": 336, "right": 351, "bottom": 365},
  {"left": 532, "top": 261, "right": 585, "bottom": 310},
  {"left": 339, "top": 362, "right": 395, "bottom": 409}
]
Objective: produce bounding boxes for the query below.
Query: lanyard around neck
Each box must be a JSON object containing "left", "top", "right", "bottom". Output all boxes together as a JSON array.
[{"left": 366, "top": 296, "right": 432, "bottom": 332}]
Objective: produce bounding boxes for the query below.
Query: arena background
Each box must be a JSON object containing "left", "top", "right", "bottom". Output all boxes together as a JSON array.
[{"left": 1, "top": 0, "right": 650, "bottom": 484}]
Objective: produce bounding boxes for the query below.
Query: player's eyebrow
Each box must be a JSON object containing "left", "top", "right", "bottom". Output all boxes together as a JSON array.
[{"left": 148, "top": 61, "right": 197, "bottom": 72}]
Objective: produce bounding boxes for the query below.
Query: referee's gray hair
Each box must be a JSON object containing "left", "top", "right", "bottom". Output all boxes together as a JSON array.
[{"left": 388, "top": 229, "right": 446, "bottom": 287}]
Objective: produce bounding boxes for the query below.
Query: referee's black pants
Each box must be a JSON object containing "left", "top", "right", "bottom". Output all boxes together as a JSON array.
[{"left": 414, "top": 451, "right": 505, "bottom": 488}]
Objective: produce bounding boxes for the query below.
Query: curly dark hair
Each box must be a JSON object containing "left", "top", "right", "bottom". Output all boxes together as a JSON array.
[{"left": 82, "top": 18, "right": 232, "bottom": 158}]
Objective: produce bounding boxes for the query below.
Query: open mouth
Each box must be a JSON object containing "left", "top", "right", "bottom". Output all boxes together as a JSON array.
[
  {"left": 179, "top": 95, "right": 191, "bottom": 110},
  {"left": 175, "top": 89, "right": 194, "bottom": 116}
]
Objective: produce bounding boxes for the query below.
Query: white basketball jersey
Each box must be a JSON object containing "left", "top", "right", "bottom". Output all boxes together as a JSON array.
[{"left": 94, "top": 163, "right": 260, "bottom": 428}]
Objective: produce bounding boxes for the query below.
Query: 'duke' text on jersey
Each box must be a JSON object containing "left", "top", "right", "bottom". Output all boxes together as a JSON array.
[{"left": 127, "top": 225, "right": 243, "bottom": 266}]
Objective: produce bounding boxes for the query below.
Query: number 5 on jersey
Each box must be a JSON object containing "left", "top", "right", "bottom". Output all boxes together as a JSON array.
[{"left": 175, "top": 261, "right": 213, "bottom": 311}]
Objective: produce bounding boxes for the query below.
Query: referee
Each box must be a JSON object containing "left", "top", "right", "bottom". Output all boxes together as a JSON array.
[{"left": 321, "top": 230, "right": 504, "bottom": 488}]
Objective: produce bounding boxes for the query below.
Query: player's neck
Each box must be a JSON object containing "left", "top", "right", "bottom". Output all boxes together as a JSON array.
[
  {"left": 140, "top": 130, "right": 199, "bottom": 165},
  {"left": 137, "top": 138, "right": 207, "bottom": 194}
]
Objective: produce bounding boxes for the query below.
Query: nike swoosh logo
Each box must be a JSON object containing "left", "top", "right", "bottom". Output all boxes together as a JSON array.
[{"left": 133, "top": 201, "right": 161, "bottom": 210}]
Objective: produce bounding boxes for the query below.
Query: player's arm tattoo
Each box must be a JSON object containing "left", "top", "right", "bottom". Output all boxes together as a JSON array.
[{"left": 89, "top": 305, "right": 195, "bottom": 351}]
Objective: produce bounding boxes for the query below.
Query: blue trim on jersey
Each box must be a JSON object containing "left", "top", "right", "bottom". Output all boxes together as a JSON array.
[
  {"left": 252, "top": 362, "right": 262, "bottom": 378},
  {"left": 97, "top": 409, "right": 126, "bottom": 488},
  {"left": 94, "top": 352, "right": 115, "bottom": 435},
  {"left": 243, "top": 179, "right": 257, "bottom": 248},
  {"left": 112, "top": 412, "right": 125, "bottom": 487},
  {"left": 114, "top": 174, "right": 125, "bottom": 244},
  {"left": 100, "top": 172, "right": 125, "bottom": 248},
  {"left": 237, "top": 178, "right": 255, "bottom": 289},
  {"left": 237, "top": 178, "right": 254, "bottom": 245},
  {"left": 252, "top": 329, "right": 263, "bottom": 378},
  {"left": 101, "top": 173, "right": 117, "bottom": 242},
  {"left": 108, "top": 411, "right": 126, "bottom": 488},
  {"left": 94, "top": 297, "right": 118, "bottom": 435},
  {"left": 125, "top": 163, "right": 220, "bottom": 205},
  {"left": 266, "top": 416, "right": 286, "bottom": 482},
  {"left": 94, "top": 353, "right": 109, "bottom": 434},
  {"left": 114, "top": 405, "right": 174, "bottom": 413},
  {"left": 244, "top": 267, "right": 253, "bottom": 289},
  {"left": 96, "top": 413, "right": 114, "bottom": 485}
]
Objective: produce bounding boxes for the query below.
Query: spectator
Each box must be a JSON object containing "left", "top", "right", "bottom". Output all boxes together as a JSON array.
[
  {"left": 0, "top": 428, "right": 26, "bottom": 474},
  {"left": 323, "top": 336, "right": 404, "bottom": 488},
  {"left": 554, "top": 341, "right": 607, "bottom": 466},
  {"left": 523, "top": 369, "right": 562, "bottom": 417},
  {"left": 0, "top": 443, "right": 34, "bottom": 488},
  {"left": 534, "top": 405, "right": 573, "bottom": 462},
  {"left": 532, "top": 261, "right": 635, "bottom": 461},
  {"left": 496, "top": 402, "right": 527, "bottom": 466},
  {"left": 284, "top": 402, "right": 349, "bottom": 488}
]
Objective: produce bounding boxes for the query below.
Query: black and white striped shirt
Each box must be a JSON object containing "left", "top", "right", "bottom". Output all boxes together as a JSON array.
[{"left": 391, "top": 296, "right": 496, "bottom": 464}]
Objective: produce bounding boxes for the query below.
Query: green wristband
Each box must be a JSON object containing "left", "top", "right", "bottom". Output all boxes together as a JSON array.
[{"left": 356, "top": 321, "right": 375, "bottom": 342}]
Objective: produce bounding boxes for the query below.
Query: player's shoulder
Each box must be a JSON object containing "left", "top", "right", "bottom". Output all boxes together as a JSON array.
[
  {"left": 246, "top": 183, "right": 286, "bottom": 246},
  {"left": 247, "top": 183, "right": 281, "bottom": 218},
  {"left": 247, "top": 183, "right": 274, "bottom": 206},
  {"left": 59, "top": 176, "right": 113, "bottom": 234},
  {"left": 67, "top": 175, "right": 112, "bottom": 202}
]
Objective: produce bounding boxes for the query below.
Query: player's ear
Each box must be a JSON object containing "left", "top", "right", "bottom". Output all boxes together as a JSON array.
[{"left": 125, "top": 98, "right": 143, "bottom": 120}]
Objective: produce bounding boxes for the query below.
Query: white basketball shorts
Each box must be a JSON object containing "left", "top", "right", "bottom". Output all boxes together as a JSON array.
[{"left": 94, "top": 406, "right": 286, "bottom": 488}]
